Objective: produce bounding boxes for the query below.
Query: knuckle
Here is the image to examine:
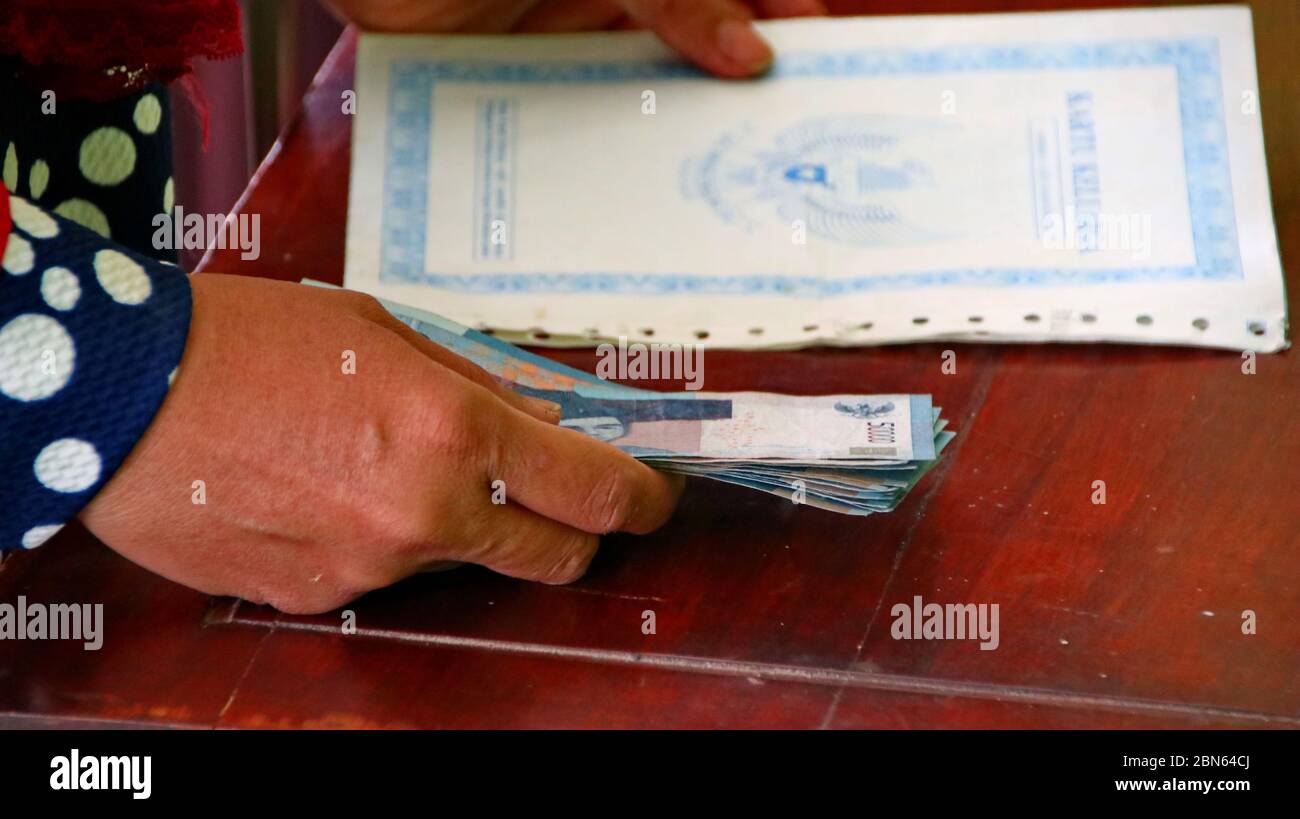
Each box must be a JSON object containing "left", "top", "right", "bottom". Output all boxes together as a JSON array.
[
  {"left": 263, "top": 589, "right": 322, "bottom": 615},
  {"left": 454, "top": 507, "right": 508, "bottom": 565},
  {"left": 353, "top": 502, "right": 413, "bottom": 550},
  {"left": 238, "top": 585, "right": 271, "bottom": 607},
  {"left": 338, "top": 288, "right": 384, "bottom": 315},
  {"left": 267, "top": 577, "right": 362, "bottom": 615},
  {"left": 632, "top": 0, "right": 673, "bottom": 22},
  {"left": 630, "top": 473, "right": 681, "bottom": 533},
  {"left": 540, "top": 535, "right": 599, "bottom": 585},
  {"left": 416, "top": 383, "right": 485, "bottom": 455},
  {"left": 581, "top": 468, "right": 637, "bottom": 533},
  {"left": 366, "top": 492, "right": 459, "bottom": 564},
  {"left": 336, "top": 557, "right": 398, "bottom": 598},
  {"left": 657, "top": 0, "right": 706, "bottom": 26}
]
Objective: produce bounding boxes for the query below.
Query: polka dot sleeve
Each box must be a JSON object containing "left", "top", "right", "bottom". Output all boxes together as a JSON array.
[{"left": 0, "top": 190, "right": 192, "bottom": 550}]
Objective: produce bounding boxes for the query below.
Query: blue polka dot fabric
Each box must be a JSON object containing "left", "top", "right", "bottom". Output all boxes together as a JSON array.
[
  {"left": 1, "top": 64, "right": 177, "bottom": 262},
  {"left": 1, "top": 190, "right": 191, "bottom": 550}
]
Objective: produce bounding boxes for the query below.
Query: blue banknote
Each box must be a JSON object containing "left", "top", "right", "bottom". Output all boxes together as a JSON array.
[{"left": 306, "top": 281, "right": 954, "bottom": 515}]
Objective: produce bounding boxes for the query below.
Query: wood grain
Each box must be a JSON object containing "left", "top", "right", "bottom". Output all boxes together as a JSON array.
[{"left": 2, "top": 0, "right": 1295, "bottom": 729}]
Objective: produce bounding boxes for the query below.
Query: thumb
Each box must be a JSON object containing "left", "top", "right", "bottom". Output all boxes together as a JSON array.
[{"left": 617, "top": 0, "right": 773, "bottom": 77}]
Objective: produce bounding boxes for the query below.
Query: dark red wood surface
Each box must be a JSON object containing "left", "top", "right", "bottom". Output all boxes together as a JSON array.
[{"left": 2, "top": 0, "right": 1297, "bottom": 729}]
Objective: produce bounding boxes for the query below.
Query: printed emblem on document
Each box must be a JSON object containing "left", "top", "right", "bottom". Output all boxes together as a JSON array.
[
  {"left": 683, "top": 116, "right": 958, "bottom": 246},
  {"left": 834, "top": 400, "right": 896, "bottom": 419}
]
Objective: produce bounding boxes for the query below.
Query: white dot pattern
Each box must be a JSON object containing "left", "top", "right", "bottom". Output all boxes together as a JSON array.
[
  {"left": 21, "top": 524, "right": 63, "bottom": 549},
  {"left": 94, "top": 248, "right": 151, "bottom": 305},
  {"left": 11, "top": 196, "right": 59, "bottom": 239},
  {"left": 29, "top": 159, "right": 49, "bottom": 199},
  {"left": 53, "top": 198, "right": 111, "bottom": 238},
  {"left": 41, "top": 267, "right": 81, "bottom": 311},
  {"left": 34, "top": 438, "right": 102, "bottom": 493},
  {"left": 2, "top": 94, "right": 188, "bottom": 553},
  {"left": 2, "top": 142, "right": 16, "bottom": 192},
  {"left": 0, "top": 313, "right": 75, "bottom": 401},
  {"left": 3, "top": 232, "right": 34, "bottom": 274},
  {"left": 134, "top": 94, "right": 163, "bottom": 135},
  {"left": 79, "top": 127, "right": 137, "bottom": 186}
]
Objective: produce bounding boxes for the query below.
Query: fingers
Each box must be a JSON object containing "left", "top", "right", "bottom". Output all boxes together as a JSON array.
[
  {"left": 617, "top": 0, "right": 773, "bottom": 77},
  {"left": 487, "top": 406, "right": 685, "bottom": 535},
  {"left": 750, "top": 0, "right": 828, "bottom": 18},
  {"left": 515, "top": 0, "right": 627, "bottom": 32},
  {"left": 459, "top": 500, "right": 602, "bottom": 584},
  {"left": 363, "top": 303, "right": 563, "bottom": 425}
]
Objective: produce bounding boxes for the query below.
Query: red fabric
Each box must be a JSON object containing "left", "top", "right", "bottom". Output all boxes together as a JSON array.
[
  {"left": 0, "top": 0, "right": 243, "bottom": 101},
  {"left": 0, "top": 191, "right": 10, "bottom": 276}
]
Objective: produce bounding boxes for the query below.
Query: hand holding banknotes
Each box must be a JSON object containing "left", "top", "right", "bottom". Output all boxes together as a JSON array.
[
  {"left": 55, "top": 0, "right": 830, "bottom": 612},
  {"left": 326, "top": 0, "right": 827, "bottom": 76},
  {"left": 79, "top": 276, "right": 682, "bottom": 614}
]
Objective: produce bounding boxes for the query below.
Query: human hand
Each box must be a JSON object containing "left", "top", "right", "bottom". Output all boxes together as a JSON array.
[
  {"left": 80, "top": 274, "right": 682, "bottom": 613},
  {"left": 324, "top": 0, "right": 829, "bottom": 78}
]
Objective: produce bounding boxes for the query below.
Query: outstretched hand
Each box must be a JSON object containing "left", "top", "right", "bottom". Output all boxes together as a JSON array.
[
  {"left": 325, "top": 0, "right": 829, "bottom": 77},
  {"left": 81, "top": 276, "right": 682, "bottom": 613}
]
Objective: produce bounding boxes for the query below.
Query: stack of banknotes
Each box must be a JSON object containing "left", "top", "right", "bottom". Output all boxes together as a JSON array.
[{"left": 310, "top": 283, "right": 954, "bottom": 516}]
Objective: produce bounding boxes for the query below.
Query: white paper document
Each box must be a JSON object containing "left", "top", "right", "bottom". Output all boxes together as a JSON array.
[{"left": 344, "top": 5, "right": 1287, "bottom": 351}]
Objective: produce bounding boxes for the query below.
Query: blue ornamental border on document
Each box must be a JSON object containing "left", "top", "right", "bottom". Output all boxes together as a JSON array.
[{"left": 377, "top": 38, "right": 1241, "bottom": 297}]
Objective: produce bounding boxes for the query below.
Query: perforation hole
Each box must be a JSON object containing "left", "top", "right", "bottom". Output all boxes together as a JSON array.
[
  {"left": 640, "top": 328, "right": 655, "bottom": 337},
  {"left": 1192, "top": 318, "right": 1209, "bottom": 331},
  {"left": 802, "top": 324, "right": 818, "bottom": 332},
  {"left": 1136, "top": 315, "right": 1153, "bottom": 326},
  {"left": 1080, "top": 313, "right": 1097, "bottom": 323},
  {"left": 748, "top": 327, "right": 764, "bottom": 336},
  {"left": 694, "top": 330, "right": 710, "bottom": 340},
  {"left": 968, "top": 316, "right": 984, "bottom": 324},
  {"left": 857, "top": 322, "right": 874, "bottom": 331},
  {"left": 912, "top": 317, "right": 929, "bottom": 325},
  {"left": 1024, "top": 313, "right": 1041, "bottom": 323},
  {"left": 1248, "top": 321, "right": 1266, "bottom": 336}
]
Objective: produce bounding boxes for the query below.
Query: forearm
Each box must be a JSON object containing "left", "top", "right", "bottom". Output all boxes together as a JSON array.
[{"left": 0, "top": 191, "right": 192, "bottom": 551}]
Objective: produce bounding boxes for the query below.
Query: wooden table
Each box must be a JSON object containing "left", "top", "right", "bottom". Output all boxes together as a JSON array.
[{"left": 2, "top": 0, "right": 1297, "bottom": 729}]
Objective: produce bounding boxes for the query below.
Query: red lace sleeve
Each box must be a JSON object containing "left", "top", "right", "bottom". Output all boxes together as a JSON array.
[
  {"left": 0, "top": 0, "right": 243, "bottom": 101},
  {"left": 0, "top": 187, "right": 10, "bottom": 269}
]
